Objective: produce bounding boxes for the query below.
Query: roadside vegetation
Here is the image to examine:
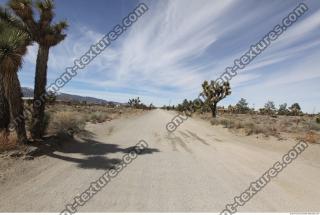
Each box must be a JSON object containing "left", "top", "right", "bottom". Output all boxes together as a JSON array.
[
  {"left": 207, "top": 113, "right": 320, "bottom": 143},
  {"left": 0, "top": 0, "right": 318, "bottom": 153},
  {"left": 128, "top": 97, "right": 156, "bottom": 110},
  {"left": 162, "top": 81, "right": 319, "bottom": 144},
  {"left": 0, "top": 94, "right": 150, "bottom": 152},
  {"left": 0, "top": 0, "right": 67, "bottom": 146},
  {"left": 172, "top": 93, "right": 320, "bottom": 144},
  {"left": 0, "top": 0, "right": 150, "bottom": 152}
]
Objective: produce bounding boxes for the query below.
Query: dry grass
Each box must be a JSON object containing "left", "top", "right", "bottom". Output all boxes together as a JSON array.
[
  {"left": 210, "top": 117, "right": 280, "bottom": 137},
  {"left": 300, "top": 131, "right": 320, "bottom": 144},
  {"left": 44, "top": 104, "right": 131, "bottom": 123},
  {"left": 45, "top": 104, "right": 145, "bottom": 123},
  {"left": 47, "top": 111, "right": 86, "bottom": 137},
  {"left": 197, "top": 112, "right": 320, "bottom": 143},
  {"left": 0, "top": 132, "right": 18, "bottom": 152},
  {"left": 14, "top": 103, "right": 146, "bottom": 139},
  {"left": 0, "top": 104, "right": 147, "bottom": 154},
  {"left": 88, "top": 112, "right": 111, "bottom": 124}
]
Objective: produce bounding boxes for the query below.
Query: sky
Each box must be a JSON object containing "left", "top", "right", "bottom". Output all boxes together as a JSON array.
[{"left": 1, "top": 0, "right": 320, "bottom": 112}]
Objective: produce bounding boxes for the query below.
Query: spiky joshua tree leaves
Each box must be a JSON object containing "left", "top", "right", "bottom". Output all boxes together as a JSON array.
[
  {"left": 0, "top": 7, "right": 23, "bottom": 136},
  {"left": 7, "top": 0, "right": 68, "bottom": 139},
  {"left": 128, "top": 97, "right": 141, "bottom": 108},
  {"left": 200, "top": 80, "right": 231, "bottom": 118},
  {"left": 0, "top": 21, "right": 31, "bottom": 144}
]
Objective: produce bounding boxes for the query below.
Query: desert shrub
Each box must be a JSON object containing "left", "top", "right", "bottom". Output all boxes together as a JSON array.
[
  {"left": 210, "top": 119, "right": 219, "bottom": 126},
  {"left": 289, "top": 103, "right": 302, "bottom": 116},
  {"left": 262, "top": 101, "right": 277, "bottom": 115},
  {"left": 265, "top": 125, "right": 279, "bottom": 137},
  {"left": 316, "top": 117, "right": 320, "bottom": 124},
  {"left": 211, "top": 118, "right": 238, "bottom": 129},
  {"left": 302, "top": 131, "right": 319, "bottom": 144},
  {"left": 279, "top": 119, "right": 293, "bottom": 132},
  {"left": 48, "top": 111, "right": 86, "bottom": 137},
  {"left": 0, "top": 132, "right": 18, "bottom": 152},
  {"left": 209, "top": 113, "right": 319, "bottom": 140},
  {"left": 309, "top": 122, "right": 320, "bottom": 131},
  {"left": 244, "top": 123, "right": 278, "bottom": 137},
  {"left": 234, "top": 121, "right": 244, "bottom": 129},
  {"left": 278, "top": 103, "right": 289, "bottom": 115},
  {"left": 220, "top": 119, "right": 233, "bottom": 128},
  {"left": 242, "top": 122, "right": 265, "bottom": 135},
  {"left": 89, "top": 112, "right": 110, "bottom": 123},
  {"left": 235, "top": 98, "right": 250, "bottom": 114},
  {"left": 210, "top": 115, "right": 281, "bottom": 137}
]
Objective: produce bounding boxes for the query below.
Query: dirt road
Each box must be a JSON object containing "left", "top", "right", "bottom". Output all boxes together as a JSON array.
[{"left": 0, "top": 109, "right": 319, "bottom": 212}]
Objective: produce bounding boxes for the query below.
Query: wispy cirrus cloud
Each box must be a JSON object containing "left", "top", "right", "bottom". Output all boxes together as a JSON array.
[{"left": 20, "top": 0, "right": 320, "bottom": 112}]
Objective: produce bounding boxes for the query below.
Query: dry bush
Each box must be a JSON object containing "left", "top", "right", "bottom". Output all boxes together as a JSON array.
[
  {"left": 208, "top": 113, "right": 319, "bottom": 140},
  {"left": 279, "top": 119, "right": 293, "bottom": 132},
  {"left": 309, "top": 121, "right": 320, "bottom": 131},
  {"left": 45, "top": 103, "right": 137, "bottom": 124},
  {"left": 211, "top": 115, "right": 280, "bottom": 137},
  {"left": 0, "top": 132, "right": 18, "bottom": 152},
  {"left": 301, "top": 131, "right": 320, "bottom": 144},
  {"left": 48, "top": 111, "right": 86, "bottom": 137},
  {"left": 240, "top": 122, "right": 278, "bottom": 137},
  {"left": 88, "top": 112, "right": 110, "bottom": 124},
  {"left": 211, "top": 118, "right": 235, "bottom": 128},
  {"left": 243, "top": 122, "right": 264, "bottom": 135},
  {"left": 210, "top": 118, "right": 219, "bottom": 126}
]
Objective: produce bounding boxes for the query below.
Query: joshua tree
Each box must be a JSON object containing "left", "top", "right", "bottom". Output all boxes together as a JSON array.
[
  {"left": 128, "top": 97, "right": 141, "bottom": 108},
  {"left": 0, "top": 7, "right": 28, "bottom": 137},
  {"left": 7, "top": 0, "right": 68, "bottom": 139},
  {"left": 0, "top": 71, "right": 10, "bottom": 134},
  {"left": 0, "top": 21, "right": 31, "bottom": 144},
  {"left": 200, "top": 80, "right": 231, "bottom": 118}
]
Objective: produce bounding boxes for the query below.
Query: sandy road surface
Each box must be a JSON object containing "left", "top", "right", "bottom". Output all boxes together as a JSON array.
[{"left": 0, "top": 109, "right": 319, "bottom": 212}]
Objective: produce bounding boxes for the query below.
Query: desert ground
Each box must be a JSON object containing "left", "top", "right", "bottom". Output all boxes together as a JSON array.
[{"left": 0, "top": 109, "right": 319, "bottom": 212}]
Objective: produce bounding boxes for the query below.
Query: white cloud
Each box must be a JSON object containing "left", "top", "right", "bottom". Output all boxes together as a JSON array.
[{"left": 20, "top": 0, "right": 320, "bottom": 111}]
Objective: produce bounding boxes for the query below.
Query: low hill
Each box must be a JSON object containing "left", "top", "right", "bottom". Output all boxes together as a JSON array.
[{"left": 22, "top": 87, "right": 123, "bottom": 105}]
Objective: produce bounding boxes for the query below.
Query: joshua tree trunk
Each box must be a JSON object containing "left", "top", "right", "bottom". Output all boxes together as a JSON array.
[
  {"left": 210, "top": 103, "right": 217, "bottom": 118},
  {"left": 2, "top": 70, "right": 27, "bottom": 144},
  {"left": 0, "top": 71, "right": 10, "bottom": 133},
  {"left": 32, "top": 45, "right": 49, "bottom": 139}
]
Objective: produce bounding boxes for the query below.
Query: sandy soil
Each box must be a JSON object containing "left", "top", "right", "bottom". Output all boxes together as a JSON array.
[{"left": 0, "top": 109, "right": 319, "bottom": 212}]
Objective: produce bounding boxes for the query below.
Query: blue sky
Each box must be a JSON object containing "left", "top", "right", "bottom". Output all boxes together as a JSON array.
[{"left": 1, "top": 0, "right": 320, "bottom": 112}]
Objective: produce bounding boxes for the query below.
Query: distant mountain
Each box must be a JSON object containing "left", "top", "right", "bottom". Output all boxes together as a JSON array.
[
  {"left": 21, "top": 87, "right": 34, "bottom": 97},
  {"left": 22, "top": 87, "right": 123, "bottom": 105}
]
